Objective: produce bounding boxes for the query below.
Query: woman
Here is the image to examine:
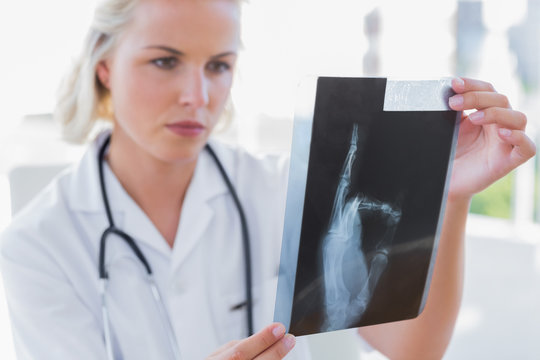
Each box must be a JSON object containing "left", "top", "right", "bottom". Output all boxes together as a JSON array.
[{"left": 0, "top": 0, "right": 535, "bottom": 359}]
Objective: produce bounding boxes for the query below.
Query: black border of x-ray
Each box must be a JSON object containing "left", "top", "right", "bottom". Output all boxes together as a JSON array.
[{"left": 274, "top": 76, "right": 462, "bottom": 335}]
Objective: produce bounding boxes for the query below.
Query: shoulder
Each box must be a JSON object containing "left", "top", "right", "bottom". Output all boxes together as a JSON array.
[
  {"left": 207, "top": 139, "right": 290, "bottom": 192},
  {"left": 0, "top": 140, "right": 104, "bottom": 298},
  {"left": 0, "top": 166, "right": 75, "bottom": 262},
  {"left": 2, "top": 130, "right": 109, "bottom": 246},
  {"left": 0, "top": 131, "right": 104, "bottom": 263}
]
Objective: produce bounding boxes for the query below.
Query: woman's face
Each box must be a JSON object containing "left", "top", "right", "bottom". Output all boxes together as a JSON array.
[{"left": 98, "top": 0, "right": 240, "bottom": 163}]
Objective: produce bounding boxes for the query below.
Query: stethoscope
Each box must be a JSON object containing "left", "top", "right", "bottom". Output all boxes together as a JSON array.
[{"left": 97, "top": 134, "right": 254, "bottom": 360}]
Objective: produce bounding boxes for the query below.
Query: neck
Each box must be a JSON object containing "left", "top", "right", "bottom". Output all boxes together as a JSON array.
[{"left": 106, "top": 129, "right": 198, "bottom": 248}]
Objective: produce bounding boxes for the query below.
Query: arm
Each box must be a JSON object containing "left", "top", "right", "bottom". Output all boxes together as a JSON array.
[
  {"left": 358, "top": 197, "right": 468, "bottom": 360},
  {"left": 359, "top": 77, "right": 536, "bottom": 359},
  {"left": 1, "top": 227, "right": 296, "bottom": 360},
  {"left": 0, "top": 231, "right": 108, "bottom": 360}
]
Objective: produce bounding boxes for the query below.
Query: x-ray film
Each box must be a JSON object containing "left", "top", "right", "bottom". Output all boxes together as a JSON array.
[{"left": 274, "top": 77, "right": 461, "bottom": 336}]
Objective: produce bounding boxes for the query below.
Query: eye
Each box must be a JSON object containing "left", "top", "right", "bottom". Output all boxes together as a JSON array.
[
  {"left": 206, "top": 60, "right": 231, "bottom": 75},
  {"left": 151, "top": 57, "right": 179, "bottom": 70}
]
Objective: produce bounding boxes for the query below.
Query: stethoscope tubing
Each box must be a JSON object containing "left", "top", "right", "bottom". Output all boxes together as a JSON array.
[
  {"left": 96, "top": 134, "right": 253, "bottom": 359},
  {"left": 205, "top": 144, "right": 254, "bottom": 336}
]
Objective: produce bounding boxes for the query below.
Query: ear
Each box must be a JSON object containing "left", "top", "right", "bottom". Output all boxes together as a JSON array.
[{"left": 96, "top": 60, "right": 111, "bottom": 89}]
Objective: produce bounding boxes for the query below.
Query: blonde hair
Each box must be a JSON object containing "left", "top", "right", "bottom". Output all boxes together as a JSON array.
[{"left": 55, "top": 0, "right": 140, "bottom": 143}]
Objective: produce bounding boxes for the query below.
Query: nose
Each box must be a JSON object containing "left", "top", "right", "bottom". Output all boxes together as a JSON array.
[{"left": 178, "top": 67, "right": 209, "bottom": 109}]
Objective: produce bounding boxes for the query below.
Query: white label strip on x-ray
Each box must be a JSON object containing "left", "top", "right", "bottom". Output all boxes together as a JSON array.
[{"left": 383, "top": 78, "right": 454, "bottom": 111}]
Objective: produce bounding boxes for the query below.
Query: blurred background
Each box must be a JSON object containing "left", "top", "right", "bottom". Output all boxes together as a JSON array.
[{"left": 0, "top": 0, "right": 539, "bottom": 358}]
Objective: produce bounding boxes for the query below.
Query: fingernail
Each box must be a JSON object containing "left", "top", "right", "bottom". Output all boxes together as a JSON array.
[
  {"left": 468, "top": 111, "right": 484, "bottom": 123},
  {"left": 453, "top": 77, "right": 465, "bottom": 90},
  {"left": 283, "top": 334, "right": 296, "bottom": 350},
  {"left": 499, "top": 128, "right": 512, "bottom": 137},
  {"left": 449, "top": 95, "right": 464, "bottom": 109},
  {"left": 272, "top": 324, "right": 285, "bottom": 338}
]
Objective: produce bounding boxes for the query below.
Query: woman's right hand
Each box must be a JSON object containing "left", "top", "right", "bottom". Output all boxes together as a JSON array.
[{"left": 206, "top": 323, "right": 296, "bottom": 359}]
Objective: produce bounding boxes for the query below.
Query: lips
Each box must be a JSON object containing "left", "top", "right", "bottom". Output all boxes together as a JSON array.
[{"left": 165, "top": 121, "right": 205, "bottom": 137}]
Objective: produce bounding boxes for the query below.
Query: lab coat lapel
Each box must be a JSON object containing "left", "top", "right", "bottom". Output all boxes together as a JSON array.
[
  {"left": 95, "top": 158, "right": 173, "bottom": 258},
  {"left": 69, "top": 132, "right": 230, "bottom": 266},
  {"left": 69, "top": 132, "right": 173, "bottom": 258},
  {"left": 169, "top": 144, "right": 229, "bottom": 274}
]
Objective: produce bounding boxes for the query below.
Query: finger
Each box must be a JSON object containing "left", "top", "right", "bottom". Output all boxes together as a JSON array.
[
  {"left": 208, "top": 340, "right": 240, "bottom": 357},
  {"left": 449, "top": 91, "right": 511, "bottom": 111},
  {"left": 498, "top": 129, "right": 537, "bottom": 166},
  {"left": 256, "top": 334, "right": 296, "bottom": 360},
  {"left": 451, "top": 77, "right": 496, "bottom": 94},
  {"left": 227, "top": 323, "right": 286, "bottom": 359},
  {"left": 467, "top": 108, "right": 527, "bottom": 131}
]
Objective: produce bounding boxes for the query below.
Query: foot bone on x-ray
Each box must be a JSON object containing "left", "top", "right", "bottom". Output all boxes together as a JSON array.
[{"left": 321, "top": 124, "right": 402, "bottom": 331}]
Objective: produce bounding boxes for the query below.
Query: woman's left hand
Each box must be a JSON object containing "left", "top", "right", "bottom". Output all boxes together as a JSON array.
[{"left": 447, "top": 77, "right": 536, "bottom": 201}]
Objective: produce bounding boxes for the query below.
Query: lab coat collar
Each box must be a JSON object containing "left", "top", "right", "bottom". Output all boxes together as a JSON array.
[
  {"left": 68, "top": 131, "right": 230, "bottom": 258},
  {"left": 169, "top": 139, "right": 233, "bottom": 268}
]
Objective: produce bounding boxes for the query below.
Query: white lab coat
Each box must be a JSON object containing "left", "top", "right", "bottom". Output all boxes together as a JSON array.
[{"left": 0, "top": 132, "right": 313, "bottom": 359}]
